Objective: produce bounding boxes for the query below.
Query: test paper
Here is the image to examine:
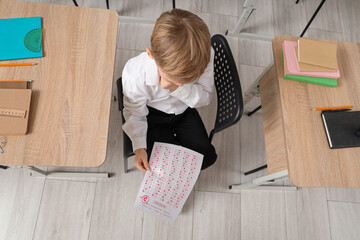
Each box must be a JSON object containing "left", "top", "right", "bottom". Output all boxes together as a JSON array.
[{"left": 134, "top": 142, "right": 203, "bottom": 223}]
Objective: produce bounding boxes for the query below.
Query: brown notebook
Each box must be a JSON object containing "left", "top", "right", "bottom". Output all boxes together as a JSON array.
[
  {"left": 0, "top": 80, "right": 28, "bottom": 89},
  {"left": 297, "top": 38, "right": 338, "bottom": 70},
  {"left": 0, "top": 82, "right": 32, "bottom": 135},
  {"left": 294, "top": 47, "right": 337, "bottom": 72}
]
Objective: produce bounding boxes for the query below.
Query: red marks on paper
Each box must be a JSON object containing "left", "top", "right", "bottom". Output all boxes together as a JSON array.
[{"left": 140, "top": 195, "right": 150, "bottom": 204}]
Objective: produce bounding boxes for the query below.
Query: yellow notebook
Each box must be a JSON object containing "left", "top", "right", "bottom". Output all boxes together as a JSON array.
[
  {"left": 297, "top": 38, "right": 338, "bottom": 70},
  {"left": 294, "top": 47, "right": 337, "bottom": 72}
]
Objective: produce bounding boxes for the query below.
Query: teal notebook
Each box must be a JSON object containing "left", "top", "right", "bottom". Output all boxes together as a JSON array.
[
  {"left": 0, "top": 17, "right": 43, "bottom": 61},
  {"left": 282, "top": 51, "right": 337, "bottom": 87}
]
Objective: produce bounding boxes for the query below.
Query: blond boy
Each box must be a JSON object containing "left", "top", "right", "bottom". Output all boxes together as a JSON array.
[{"left": 122, "top": 9, "right": 217, "bottom": 172}]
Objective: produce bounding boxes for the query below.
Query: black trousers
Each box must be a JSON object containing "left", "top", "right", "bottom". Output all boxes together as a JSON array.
[{"left": 146, "top": 107, "right": 217, "bottom": 170}]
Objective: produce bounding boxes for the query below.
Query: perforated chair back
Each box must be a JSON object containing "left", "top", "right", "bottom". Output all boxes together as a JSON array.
[
  {"left": 116, "top": 77, "right": 135, "bottom": 173},
  {"left": 209, "top": 34, "right": 243, "bottom": 141}
]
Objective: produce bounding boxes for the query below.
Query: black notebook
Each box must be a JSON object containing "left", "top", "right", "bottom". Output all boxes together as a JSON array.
[{"left": 321, "top": 111, "right": 360, "bottom": 149}]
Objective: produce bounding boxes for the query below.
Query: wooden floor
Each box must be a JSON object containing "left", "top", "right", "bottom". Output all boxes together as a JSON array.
[{"left": 1, "top": 0, "right": 360, "bottom": 239}]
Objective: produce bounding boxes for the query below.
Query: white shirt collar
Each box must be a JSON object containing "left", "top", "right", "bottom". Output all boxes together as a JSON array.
[{"left": 145, "top": 54, "right": 160, "bottom": 86}]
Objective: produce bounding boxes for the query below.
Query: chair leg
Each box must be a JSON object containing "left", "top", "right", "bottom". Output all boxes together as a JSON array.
[
  {"left": 106, "top": 0, "right": 109, "bottom": 9},
  {"left": 172, "top": 0, "right": 176, "bottom": 9},
  {"left": 244, "top": 164, "right": 267, "bottom": 175},
  {"left": 247, "top": 105, "right": 261, "bottom": 116},
  {"left": 299, "top": 0, "right": 326, "bottom": 37},
  {"left": 124, "top": 156, "right": 128, "bottom": 173},
  {"left": 72, "top": 0, "right": 79, "bottom": 7},
  {"left": 208, "top": 130, "right": 215, "bottom": 143}
]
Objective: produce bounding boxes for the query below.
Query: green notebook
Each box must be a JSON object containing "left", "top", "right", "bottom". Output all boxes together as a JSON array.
[{"left": 282, "top": 51, "right": 337, "bottom": 87}]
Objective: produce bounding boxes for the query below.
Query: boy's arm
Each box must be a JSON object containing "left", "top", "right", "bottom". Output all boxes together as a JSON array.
[
  {"left": 122, "top": 94, "right": 148, "bottom": 151},
  {"left": 121, "top": 64, "right": 149, "bottom": 151},
  {"left": 170, "top": 49, "right": 215, "bottom": 108},
  {"left": 123, "top": 92, "right": 150, "bottom": 172},
  {"left": 123, "top": 93, "right": 150, "bottom": 172}
]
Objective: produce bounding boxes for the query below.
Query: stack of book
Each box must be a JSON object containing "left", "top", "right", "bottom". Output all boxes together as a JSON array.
[{"left": 282, "top": 39, "right": 340, "bottom": 87}]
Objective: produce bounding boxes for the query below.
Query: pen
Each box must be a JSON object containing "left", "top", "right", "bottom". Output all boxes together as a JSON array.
[
  {"left": 312, "top": 106, "right": 353, "bottom": 111},
  {"left": 0, "top": 63, "right": 38, "bottom": 67},
  {"left": 322, "top": 108, "right": 352, "bottom": 112}
]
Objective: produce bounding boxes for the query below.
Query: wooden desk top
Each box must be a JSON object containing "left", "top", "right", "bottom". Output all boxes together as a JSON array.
[
  {"left": 261, "top": 35, "right": 360, "bottom": 188},
  {"left": 0, "top": 1, "right": 118, "bottom": 167}
]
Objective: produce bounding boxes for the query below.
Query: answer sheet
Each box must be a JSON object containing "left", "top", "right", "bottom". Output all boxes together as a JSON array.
[{"left": 134, "top": 142, "right": 203, "bottom": 223}]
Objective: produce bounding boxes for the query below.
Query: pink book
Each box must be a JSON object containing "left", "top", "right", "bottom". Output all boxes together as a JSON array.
[{"left": 283, "top": 40, "right": 340, "bottom": 79}]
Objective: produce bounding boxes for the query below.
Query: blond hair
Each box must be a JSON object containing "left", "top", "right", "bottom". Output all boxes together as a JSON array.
[{"left": 150, "top": 9, "right": 211, "bottom": 84}]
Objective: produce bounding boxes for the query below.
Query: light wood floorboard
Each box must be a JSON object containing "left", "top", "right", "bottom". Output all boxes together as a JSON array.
[
  {"left": 121, "top": 0, "right": 163, "bottom": 18},
  {"left": 305, "top": 0, "right": 342, "bottom": 33},
  {"left": 195, "top": 121, "right": 242, "bottom": 193},
  {"left": 305, "top": 28, "right": 344, "bottom": 41},
  {"left": 231, "top": 38, "right": 273, "bottom": 67},
  {"left": 241, "top": 191, "right": 287, "bottom": 240},
  {"left": 273, "top": 0, "right": 308, "bottom": 36},
  {"left": 328, "top": 201, "right": 360, "bottom": 240},
  {"left": 32, "top": 179, "right": 96, "bottom": 240},
  {"left": 337, "top": 0, "right": 360, "bottom": 42},
  {"left": 163, "top": 0, "right": 201, "bottom": 14},
  {"left": 201, "top": 0, "right": 238, "bottom": 17},
  {"left": 285, "top": 188, "right": 331, "bottom": 240},
  {"left": 0, "top": 169, "right": 44, "bottom": 240},
  {"left": 237, "top": 0, "right": 275, "bottom": 36},
  {"left": 239, "top": 111, "right": 267, "bottom": 184},
  {"left": 327, "top": 188, "right": 360, "bottom": 203},
  {"left": 51, "top": 0, "right": 84, "bottom": 6},
  {"left": 201, "top": 12, "right": 238, "bottom": 36},
  {"left": 116, "top": 22, "right": 154, "bottom": 51},
  {"left": 2, "top": 0, "right": 360, "bottom": 239},
  {"left": 193, "top": 191, "right": 241, "bottom": 240}
]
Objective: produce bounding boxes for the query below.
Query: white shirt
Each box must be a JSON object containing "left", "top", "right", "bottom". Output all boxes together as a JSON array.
[{"left": 122, "top": 49, "right": 215, "bottom": 151}]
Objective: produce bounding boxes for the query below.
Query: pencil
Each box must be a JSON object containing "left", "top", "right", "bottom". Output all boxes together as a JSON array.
[
  {"left": 0, "top": 80, "right": 33, "bottom": 82},
  {"left": 312, "top": 106, "right": 353, "bottom": 111},
  {"left": 0, "top": 63, "right": 38, "bottom": 67}
]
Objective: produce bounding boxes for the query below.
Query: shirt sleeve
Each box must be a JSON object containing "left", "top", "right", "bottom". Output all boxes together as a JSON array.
[
  {"left": 121, "top": 60, "right": 149, "bottom": 151},
  {"left": 169, "top": 48, "right": 215, "bottom": 108}
]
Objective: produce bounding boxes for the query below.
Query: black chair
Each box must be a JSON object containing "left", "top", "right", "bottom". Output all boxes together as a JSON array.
[
  {"left": 116, "top": 77, "right": 134, "bottom": 173},
  {"left": 209, "top": 34, "right": 243, "bottom": 142},
  {"left": 117, "top": 34, "right": 243, "bottom": 173}
]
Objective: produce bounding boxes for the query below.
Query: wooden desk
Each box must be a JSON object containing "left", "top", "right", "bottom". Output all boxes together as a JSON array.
[
  {"left": 260, "top": 36, "right": 360, "bottom": 188},
  {"left": 0, "top": 1, "right": 118, "bottom": 169}
]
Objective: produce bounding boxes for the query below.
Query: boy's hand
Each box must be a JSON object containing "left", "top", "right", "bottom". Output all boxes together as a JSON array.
[{"left": 134, "top": 148, "right": 150, "bottom": 173}]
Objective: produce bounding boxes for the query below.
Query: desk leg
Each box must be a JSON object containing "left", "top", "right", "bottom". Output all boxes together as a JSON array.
[
  {"left": 243, "top": 62, "right": 273, "bottom": 106},
  {"left": 26, "top": 166, "right": 110, "bottom": 179},
  {"left": 225, "top": 0, "right": 273, "bottom": 41},
  {"left": 229, "top": 170, "right": 297, "bottom": 191}
]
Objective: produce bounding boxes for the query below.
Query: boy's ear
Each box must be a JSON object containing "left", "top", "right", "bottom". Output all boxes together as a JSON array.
[{"left": 146, "top": 47, "right": 154, "bottom": 59}]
